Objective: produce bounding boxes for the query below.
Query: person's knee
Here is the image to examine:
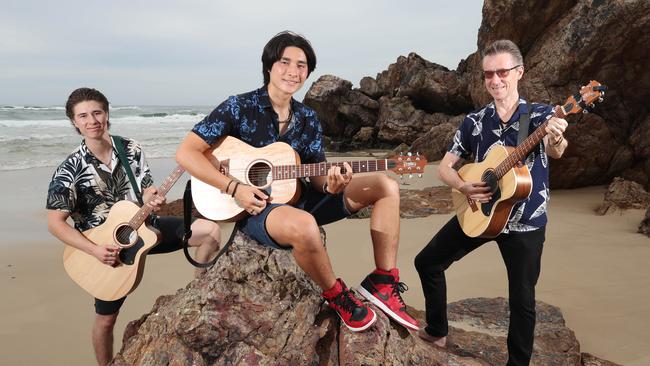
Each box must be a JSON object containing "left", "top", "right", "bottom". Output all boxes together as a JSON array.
[
  {"left": 94, "top": 313, "right": 118, "bottom": 331},
  {"left": 286, "top": 213, "right": 321, "bottom": 249},
  {"left": 415, "top": 251, "right": 445, "bottom": 274},
  {"left": 206, "top": 221, "right": 221, "bottom": 248},
  {"left": 191, "top": 219, "right": 221, "bottom": 249},
  {"left": 375, "top": 174, "right": 400, "bottom": 199}
]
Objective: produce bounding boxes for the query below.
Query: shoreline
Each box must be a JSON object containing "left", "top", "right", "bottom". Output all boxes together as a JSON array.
[{"left": 1, "top": 160, "right": 649, "bottom": 365}]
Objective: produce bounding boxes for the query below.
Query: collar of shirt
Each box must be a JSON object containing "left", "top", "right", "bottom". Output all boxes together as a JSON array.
[{"left": 79, "top": 138, "right": 119, "bottom": 173}]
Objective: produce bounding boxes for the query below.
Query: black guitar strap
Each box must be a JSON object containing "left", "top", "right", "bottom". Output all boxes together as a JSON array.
[
  {"left": 517, "top": 102, "right": 531, "bottom": 146},
  {"left": 516, "top": 102, "right": 532, "bottom": 162},
  {"left": 112, "top": 135, "right": 144, "bottom": 205},
  {"left": 181, "top": 180, "right": 240, "bottom": 268}
]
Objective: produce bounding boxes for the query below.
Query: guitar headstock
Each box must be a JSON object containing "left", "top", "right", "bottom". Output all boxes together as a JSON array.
[
  {"left": 558, "top": 80, "right": 606, "bottom": 117},
  {"left": 387, "top": 152, "right": 427, "bottom": 178}
]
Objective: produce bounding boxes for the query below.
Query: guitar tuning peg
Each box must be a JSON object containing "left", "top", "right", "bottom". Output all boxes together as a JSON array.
[
  {"left": 582, "top": 109, "right": 589, "bottom": 114},
  {"left": 598, "top": 97, "right": 603, "bottom": 102}
]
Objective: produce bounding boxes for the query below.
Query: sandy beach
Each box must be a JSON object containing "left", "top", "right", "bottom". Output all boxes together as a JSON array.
[{"left": 1, "top": 158, "right": 649, "bottom": 365}]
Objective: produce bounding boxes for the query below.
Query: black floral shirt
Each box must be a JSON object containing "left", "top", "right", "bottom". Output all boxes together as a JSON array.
[
  {"left": 46, "top": 136, "right": 153, "bottom": 231},
  {"left": 192, "top": 87, "right": 325, "bottom": 164}
]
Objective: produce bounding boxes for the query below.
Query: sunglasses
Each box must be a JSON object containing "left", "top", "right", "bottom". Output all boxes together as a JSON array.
[{"left": 482, "top": 65, "right": 521, "bottom": 79}]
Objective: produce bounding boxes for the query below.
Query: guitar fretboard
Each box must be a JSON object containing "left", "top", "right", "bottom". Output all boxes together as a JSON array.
[
  {"left": 493, "top": 106, "right": 568, "bottom": 180},
  {"left": 272, "top": 160, "right": 391, "bottom": 180},
  {"left": 129, "top": 166, "right": 185, "bottom": 228}
]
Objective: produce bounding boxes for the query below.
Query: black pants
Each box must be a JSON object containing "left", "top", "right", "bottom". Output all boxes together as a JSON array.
[{"left": 415, "top": 216, "right": 545, "bottom": 366}]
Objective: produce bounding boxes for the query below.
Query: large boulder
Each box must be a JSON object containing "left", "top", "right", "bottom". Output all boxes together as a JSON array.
[{"left": 111, "top": 232, "right": 619, "bottom": 365}]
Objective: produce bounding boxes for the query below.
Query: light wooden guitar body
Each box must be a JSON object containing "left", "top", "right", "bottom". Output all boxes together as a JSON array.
[
  {"left": 63, "top": 200, "right": 161, "bottom": 301},
  {"left": 192, "top": 136, "right": 302, "bottom": 221},
  {"left": 452, "top": 146, "right": 532, "bottom": 238}
]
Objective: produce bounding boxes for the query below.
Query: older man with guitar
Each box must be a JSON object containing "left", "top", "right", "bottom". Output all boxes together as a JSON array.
[{"left": 415, "top": 39, "right": 605, "bottom": 366}]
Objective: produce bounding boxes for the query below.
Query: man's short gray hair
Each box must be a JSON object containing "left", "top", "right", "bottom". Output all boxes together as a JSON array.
[{"left": 482, "top": 39, "right": 523, "bottom": 65}]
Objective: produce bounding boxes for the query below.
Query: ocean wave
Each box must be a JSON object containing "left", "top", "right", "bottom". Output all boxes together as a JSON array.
[
  {"left": 0, "top": 119, "right": 71, "bottom": 127},
  {"left": 0, "top": 133, "right": 71, "bottom": 143},
  {"left": 0, "top": 106, "right": 65, "bottom": 111},
  {"left": 110, "top": 106, "right": 141, "bottom": 110}
]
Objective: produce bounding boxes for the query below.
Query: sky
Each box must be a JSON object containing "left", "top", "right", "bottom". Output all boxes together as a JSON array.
[{"left": 0, "top": 0, "right": 483, "bottom": 106}]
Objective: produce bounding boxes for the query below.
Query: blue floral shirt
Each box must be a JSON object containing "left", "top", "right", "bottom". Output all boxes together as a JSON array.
[
  {"left": 192, "top": 87, "right": 325, "bottom": 164},
  {"left": 449, "top": 99, "right": 554, "bottom": 232}
]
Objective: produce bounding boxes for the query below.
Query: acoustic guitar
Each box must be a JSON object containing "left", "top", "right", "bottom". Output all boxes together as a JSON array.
[
  {"left": 453, "top": 80, "right": 606, "bottom": 238},
  {"left": 191, "top": 136, "right": 427, "bottom": 221},
  {"left": 63, "top": 166, "right": 185, "bottom": 301}
]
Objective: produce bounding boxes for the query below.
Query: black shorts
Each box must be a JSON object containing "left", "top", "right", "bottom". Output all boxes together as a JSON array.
[
  {"left": 94, "top": 215, "right": 193, "bottom": 315},
  {"left": 239, "top": 180, "right": 351, "bottom": 249}
]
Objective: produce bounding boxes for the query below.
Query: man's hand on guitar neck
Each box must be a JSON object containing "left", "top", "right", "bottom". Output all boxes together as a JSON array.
[
  {"left": 324, "top": 162, "right": 353, "bottom": 194},
  {"left": 143, "top": 186, "right": 166, "bottom": 212}
]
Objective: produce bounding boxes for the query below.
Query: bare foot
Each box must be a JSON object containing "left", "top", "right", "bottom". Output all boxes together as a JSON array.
[{"left": 418, "top": 328, "right": 447, "bottom": 347}]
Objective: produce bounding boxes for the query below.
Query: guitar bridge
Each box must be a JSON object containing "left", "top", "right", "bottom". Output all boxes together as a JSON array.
[{"left": 467, "top": 197, "right": 479, "bottom": 212}]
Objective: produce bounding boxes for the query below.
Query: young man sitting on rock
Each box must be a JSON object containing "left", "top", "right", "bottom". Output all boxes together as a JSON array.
[{"left": 176, "top": 31, "right": 419, "bottom": 332}]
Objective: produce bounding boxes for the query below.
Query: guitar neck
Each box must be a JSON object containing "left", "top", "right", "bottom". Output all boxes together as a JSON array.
[
  {"left": 129, "top": 165, "right": 186, "bottom": 227},
  {"left": 273, "top": 160, "right": 392, "bottom": 180},
  {"left": 493, "top": 107, "right": 567, "bottom": 179}
]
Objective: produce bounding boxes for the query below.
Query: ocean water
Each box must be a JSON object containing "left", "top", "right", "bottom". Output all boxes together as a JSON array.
[{"left": 0, "top": 105, "right": 213, "bottom": 171}]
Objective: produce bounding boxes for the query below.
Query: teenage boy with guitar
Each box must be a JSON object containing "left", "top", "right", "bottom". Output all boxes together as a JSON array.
[
  {"left": 46, "top": 87, "right": 221, "bottom": 366},
  {"left": 415, "top": 40, "right": 569, "bottom": 366},
  {"left": 175, "top": 31, "right": 419, "bottom": 333}
]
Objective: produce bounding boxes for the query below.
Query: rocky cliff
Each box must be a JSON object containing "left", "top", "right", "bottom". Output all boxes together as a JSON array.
[{"left": 304, "top": 0, "right": 650, "bottom": 190}]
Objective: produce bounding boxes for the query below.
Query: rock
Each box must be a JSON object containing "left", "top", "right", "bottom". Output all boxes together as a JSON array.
[
  {"left": 638, "top": 208, "right": 650, "bottom": 238},
  {"left": 376, "top": 96, "right": 446, "bottom": 144},
  {"left": 595, "top": 177, "right": 650, "bottom": 215},
  {"left": 111, "top": 231, "right": 485, "bottom": 365},
  {"left": 351, "top": 126, "right": 374, "bottom": 145},
  {"left": 112, "top": 238, "right": 613, "bottom": 366},
  {"left": 410, "top": 114, "right": 465, "bottom": 162},
  {"left": 349, "top": 186, "right": 454, "bottom": 219},
  {"left": 580, "top": 352, "right": 623, "bottom": 366},
  {"left": 304, "top": 75, "right": 353, "bottom": 137},
  {"left": 338, "top": 90, "right": 379, "bottom": 129},
  {"left": 359, "top": 76, "right": 382, "bottom": 99}
]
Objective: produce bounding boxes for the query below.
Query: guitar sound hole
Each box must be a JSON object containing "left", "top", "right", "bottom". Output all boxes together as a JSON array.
[
  {"left": 482, "top": 170, "right": 498, "bottom": 194},
  {"left": 248, "top": 161, "right": 272, "bottom": 188},
  {"left": 115, "top": 224, "right": 138, "bottom": 248},
  {"left": 481, "top": 169, "right": 501, "bottom": 216}
]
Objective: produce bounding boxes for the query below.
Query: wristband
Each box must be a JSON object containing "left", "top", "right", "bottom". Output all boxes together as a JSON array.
[
  {"left": 231, "top": 182, "right": 241, "bottom": 197},
  {"left": 225, "top": 179, "right": 235, "bottom": 195}
]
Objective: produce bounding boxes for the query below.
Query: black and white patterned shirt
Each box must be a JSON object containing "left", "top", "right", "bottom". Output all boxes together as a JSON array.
[
  {"left": 448, "top": 99, "right": 554, "bottom": 232},
  {"left": 46, "top": 136, "right": 153, "bottom": 231}
]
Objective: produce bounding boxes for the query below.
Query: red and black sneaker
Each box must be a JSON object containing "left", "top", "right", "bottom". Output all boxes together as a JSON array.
[
  {"left": 322, "top": 278, "right": 377, "bottom": 332},
  {"left": 357, "top": 268, "right": 419, "bottom": 331}
]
